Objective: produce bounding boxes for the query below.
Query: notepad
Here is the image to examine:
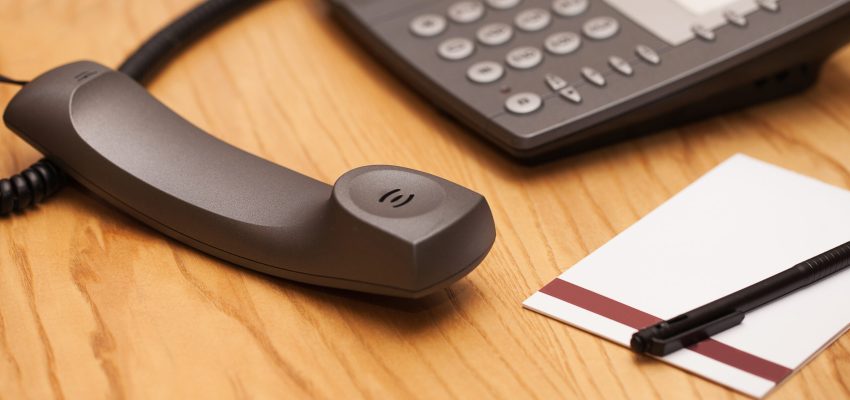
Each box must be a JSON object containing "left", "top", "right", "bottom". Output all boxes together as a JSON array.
[{"left": 523, "top": 154, "right": 850, "bottom": 398}]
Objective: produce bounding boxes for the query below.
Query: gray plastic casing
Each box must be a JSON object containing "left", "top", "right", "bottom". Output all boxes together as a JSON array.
[
  {"left": 330, "top": 0, "right": 850, "bottom": 161},
  {"left": 3, "top": 62, "right": 496, "bottom": 298}
]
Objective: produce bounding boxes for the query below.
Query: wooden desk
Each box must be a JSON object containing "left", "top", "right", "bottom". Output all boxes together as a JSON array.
[{"left": 1, "top": 1, "right": 848, "bottom": 398}]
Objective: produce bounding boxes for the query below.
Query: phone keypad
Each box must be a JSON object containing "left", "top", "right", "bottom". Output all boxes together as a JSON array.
[{"left": 409, "top": 0, "right": 637, "bottom": 115}]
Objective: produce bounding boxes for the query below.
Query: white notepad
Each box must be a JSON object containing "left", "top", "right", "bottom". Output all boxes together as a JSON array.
[{"left": 523, "top": 154, "right": 850, "bottom": 398}]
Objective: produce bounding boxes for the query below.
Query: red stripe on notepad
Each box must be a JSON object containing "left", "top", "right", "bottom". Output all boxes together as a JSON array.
[{"left": 540, "top": 279, "right": 793, "bottom": 383}]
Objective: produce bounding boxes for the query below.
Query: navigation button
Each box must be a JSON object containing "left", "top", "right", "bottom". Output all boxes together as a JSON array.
[
  {"left": 608, "top": 56, "right": 633, "bottom": 76},
  {"left": 505, "top": 92, "right": 543, "bottom": 114},
  {"left": 410, "top": 15, "right": 447, "bottom": 37},
  {"left": 467, "top": 61, "right": 505, "bottom": 83},
  {"left": 581, "top": 67, "right": 606, "bottom": 86},
  {"left": 635, "top": 44, "right": 661, "bottom": 65},
  {"left": 583, "top": 17, "right": 620, "bottom": 40},
  {"left": 545, "top": 73, "right": 568, "bottom": 91},
  {"left": 559, "top": 86, "right": 582, "bottom": 104}
]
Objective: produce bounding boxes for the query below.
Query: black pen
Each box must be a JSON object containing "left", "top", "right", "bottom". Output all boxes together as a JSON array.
[{"left": 630, "top": 240, "right": 850, "bottom": 356}]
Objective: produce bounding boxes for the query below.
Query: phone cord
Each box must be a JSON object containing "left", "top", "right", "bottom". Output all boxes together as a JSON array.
[{"left": 0, "top": 0, "right": 261, "bottom": 217}]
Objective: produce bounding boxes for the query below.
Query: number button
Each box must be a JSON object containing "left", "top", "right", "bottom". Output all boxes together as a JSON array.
[
  {"left": 552, "top": 0, "right": 589, "bottom": 17},
  {"left": 515, "top": 8, "right": 552, "bottom": 32},
  {"left": 467, "top": 61, "right": 505, "bottom": 83},
  {"left": 506, "top": 46, "right": 543, "bottom": 69},
  {"left": 583, "top": 16, "right": 620, "bottom": 40},
  {"left": 505, "top": 92, "right": 543, "bottom": 114},
  {"left": 486, "top": 0, "right": 521, "bottom": 10},
  {"left": 544, "top": 32, "right": 581, "bottom": 55},
  {"left": 410, "top": 14, "right": 447, "bottom": 37},
  {"left": 448, "top": 1, "right": 486, "bottom": 24},
  {"left": 477, "top": 23, "right": 514, "bottom": 46},
  {"left": 438, "top": 38, "right": 475, "bottom": 60}
]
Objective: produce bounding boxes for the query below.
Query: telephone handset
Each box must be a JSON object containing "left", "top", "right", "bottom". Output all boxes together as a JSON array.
[{"left": 3, "top": 61, "right": 496, "bottom": 298}]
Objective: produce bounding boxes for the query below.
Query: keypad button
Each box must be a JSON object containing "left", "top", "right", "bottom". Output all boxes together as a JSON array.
[
  {"left": 486, "top": 0, "right": 521, "bottom": 10},
  {"left": 552, "top": 0, "right": 589, "bottom": 17},
  {"left": 692, "top": 24, "right": 715, "bottom": 41},
  {"left": 608, "top": 56, "right": 633, "bottom": 76},
  {"left": 581, "top": 67, "right": 606, "bottom": 86},
  {"left": 448, "top": 1, "right": 486, "bottom": 24},
  {"left": 544, "top": 31, "right": 581, "bottom": 55},
  {"left": 410, "top": 14, "right": 447, "bottom": 37},
  {"left": 477, "top": 23, "right": 514, "bottom": 46},
  {"left": 545, "top": 73, "right": 568, "bottom": 91},
  {"left": 467, "top": 61, "right": 505, "bottom": 83},
  {"left": 635, "top": 44, "right": 661, "bottom": 65},
  {"left": 583, "top": 16, "right": 620, "bottom": 40},
  {"left": 505, "top": 92, "right": 543, "bottom": 114},
  {"left": 515, "top": 8, "right": 552, "bottom": 32},
  {"left": 438, "top": 38, "right": 475, "bottom": 60},
  {"left": 724, "top": 10, "right": 747, "bottom": 26},
  {"left": 758, "top": 0, "right": 780, "bottom": 12},
  {"left": 506, "top": 46, "right": 544, "bottom": 69},
  {"left": 559, "top": 86, "right": 582, "bottom": 103}
]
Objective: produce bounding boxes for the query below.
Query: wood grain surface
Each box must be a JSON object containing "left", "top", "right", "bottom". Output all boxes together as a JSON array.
[{"left": 1, "top": 1, "right": 849, "bottom": 398}]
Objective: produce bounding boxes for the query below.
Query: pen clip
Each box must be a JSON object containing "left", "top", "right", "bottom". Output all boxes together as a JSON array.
[{"left": 641, "top": 311, "right": 745, "bottom": 356}]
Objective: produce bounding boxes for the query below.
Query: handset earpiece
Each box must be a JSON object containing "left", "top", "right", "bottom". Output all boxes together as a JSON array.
[{"left": 3, "top": 61, "right": 496, "bottom": 298}]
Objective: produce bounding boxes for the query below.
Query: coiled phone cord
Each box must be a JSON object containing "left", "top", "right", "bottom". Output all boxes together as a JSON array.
[{"left": 0, "top": 0, "right": 261, "bottom": 216}]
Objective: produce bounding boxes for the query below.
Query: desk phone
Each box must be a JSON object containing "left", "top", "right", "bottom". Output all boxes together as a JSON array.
[{"left": 330, "top": 0, "right": 850, "bottom": 161}]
